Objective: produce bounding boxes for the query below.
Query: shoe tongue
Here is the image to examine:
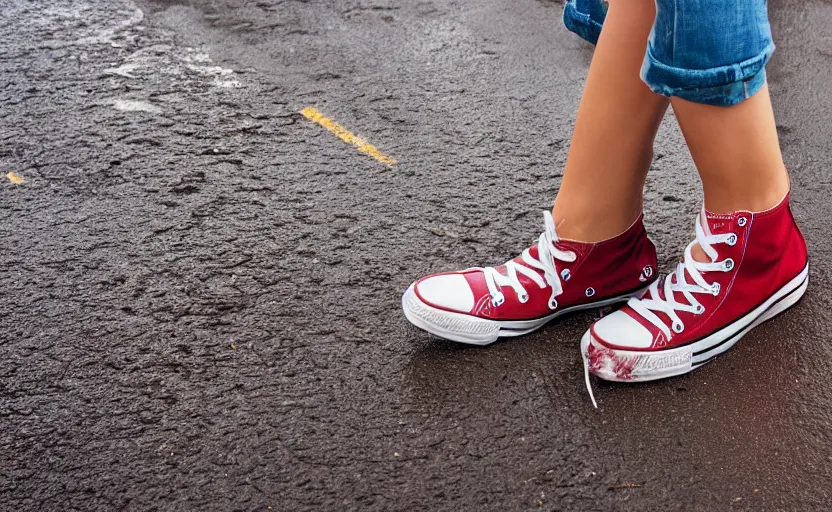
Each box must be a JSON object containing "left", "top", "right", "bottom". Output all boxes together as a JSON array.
[
  {"left": 703, "top": 210, "right": 742, "bottom": 236},
  {"left": 526, "top": 244, "right": 541, "bottom": 261}
]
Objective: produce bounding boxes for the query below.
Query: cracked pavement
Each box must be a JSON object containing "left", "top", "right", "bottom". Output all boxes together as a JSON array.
[{"left": 2, "top": 0, "right": 832, "bottom": 510}]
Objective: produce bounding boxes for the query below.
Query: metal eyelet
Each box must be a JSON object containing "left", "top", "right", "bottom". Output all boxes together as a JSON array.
[
  {"left": 672, "top": 322, "right": 684, "bottom": 334},
  {"left": 518, "top": 293, "right": 529, "bottom": 304},
  {"left": 548, "top": 297, "right": 558, "bottom": 310},
  {"left": 711, "top": 282, "right": 721, "bottom": 296},
  {"left": 723, "top": 258, "right": 735, "bottom": 271},
  {"left": 561, "top": 269, "right": 571, "bottom": 282},
  {"left": 737, "top": 217, "right": 748, "bottom": 227},
  {"left": 492, "top": 292, "right": 505, "bottom": 307},
  {"left": 585, "top": 287, "right": 596, "bottom": 298},
  {"left": 727, "top": 234, "right": 738, "bottom": 246},
  {"left": 694, "top": 304, "right": 705, "bottom": 314}
]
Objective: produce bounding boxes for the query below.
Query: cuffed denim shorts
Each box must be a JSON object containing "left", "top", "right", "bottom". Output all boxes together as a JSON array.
[{"left": 563, "top": 0, "right": 775, "bottom": 106}]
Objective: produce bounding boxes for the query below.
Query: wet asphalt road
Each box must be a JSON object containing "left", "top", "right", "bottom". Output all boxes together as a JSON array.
[{"left": 2, "top": 0, "right": 832, "bottom": 510}]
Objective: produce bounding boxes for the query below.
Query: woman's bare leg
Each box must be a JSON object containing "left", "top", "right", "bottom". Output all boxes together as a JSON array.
[
  {"left": 671, "top": 84, "right": 790, "bottom": 215},
  {"left": 553, "top": 0, "right": 669, "bottom": 242}
]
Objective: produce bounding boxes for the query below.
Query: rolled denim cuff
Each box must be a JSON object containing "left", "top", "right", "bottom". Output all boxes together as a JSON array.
[
  {"left": 640, "top": 42, "right": 775, "bottom": 106},
  {"left": 562, "top": 0, "right": 604, "bottom": 46}
]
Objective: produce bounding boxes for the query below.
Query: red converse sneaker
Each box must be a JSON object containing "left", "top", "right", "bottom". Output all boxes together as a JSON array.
[
  {"left": 581, "top": 194, "right": 809, "bottom": 392},
  {"left": 402, "top": 211, "right": 658, "bottom": 345}
]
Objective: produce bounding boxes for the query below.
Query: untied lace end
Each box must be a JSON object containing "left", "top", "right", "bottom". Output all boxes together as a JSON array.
[{"left": 581, "top": 346, "right": 598, "bottom": 409}]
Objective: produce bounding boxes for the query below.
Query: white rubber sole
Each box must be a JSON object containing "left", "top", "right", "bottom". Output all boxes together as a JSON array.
[
  {"left": 582, "top": 263, "right": 809, "bottom": 382},
  {"left": 402, "top": 283, "right": 650, "bottom": 346}
]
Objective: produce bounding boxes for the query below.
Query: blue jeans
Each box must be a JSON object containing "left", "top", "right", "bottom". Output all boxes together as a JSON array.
[{"left": 563, "top": 0, "right": 775, "bottom": 106}]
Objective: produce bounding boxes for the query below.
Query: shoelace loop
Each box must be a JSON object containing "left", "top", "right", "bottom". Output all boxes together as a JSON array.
[{"left": 482, "top": 211, "right": 576, "bottom": 309}]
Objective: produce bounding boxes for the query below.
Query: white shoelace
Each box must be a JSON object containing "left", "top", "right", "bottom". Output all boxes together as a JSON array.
[
  {"left": 481, "top": 211, "right": 577, "bottom": 309},
  {"left": 629, "top": 208, "right": 737, "bottom": 337},
  {"left": 581, "top": 346, "right": 598, "bottom": 409},
  {"left": 581, "top": 207, "right": 737, "bottom": 409}
]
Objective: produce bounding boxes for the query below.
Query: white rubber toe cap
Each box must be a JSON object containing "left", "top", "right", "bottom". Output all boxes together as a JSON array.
[
  {"left": 415, "top": 274, "right": 476, "bottom": 313},
  {"left": 592, "top": 310, "right": 654, "bottom": 349}
]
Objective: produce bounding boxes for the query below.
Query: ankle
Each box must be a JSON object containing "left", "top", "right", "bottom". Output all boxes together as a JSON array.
[
  {"left": 702, "top": 166, "right": 789, "bottom": 214},
  {"left": 552, "top": 202, "right": 642, "bottom": 243}
]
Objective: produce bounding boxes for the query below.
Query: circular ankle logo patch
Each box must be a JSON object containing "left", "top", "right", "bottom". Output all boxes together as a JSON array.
[{"left": 585, "top": 287, "right": 595, "bottom": 297}]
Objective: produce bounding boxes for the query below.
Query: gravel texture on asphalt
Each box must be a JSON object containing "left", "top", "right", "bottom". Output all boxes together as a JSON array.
[{"left": 2, "top": 0, "right": 832, "bottom": 510}]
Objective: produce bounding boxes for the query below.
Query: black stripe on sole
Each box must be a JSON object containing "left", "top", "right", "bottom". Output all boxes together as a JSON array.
[{"left": 691, "top": 274, "right": 808, "bottom": 364}]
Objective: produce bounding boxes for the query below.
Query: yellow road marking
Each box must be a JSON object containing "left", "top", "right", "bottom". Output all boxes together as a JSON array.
[
  {"left": 7, "top": 172, "right": 24, "bottom": 184},
  {"left": 300, "top": 107, "right": 396, "bottom": 165}
]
